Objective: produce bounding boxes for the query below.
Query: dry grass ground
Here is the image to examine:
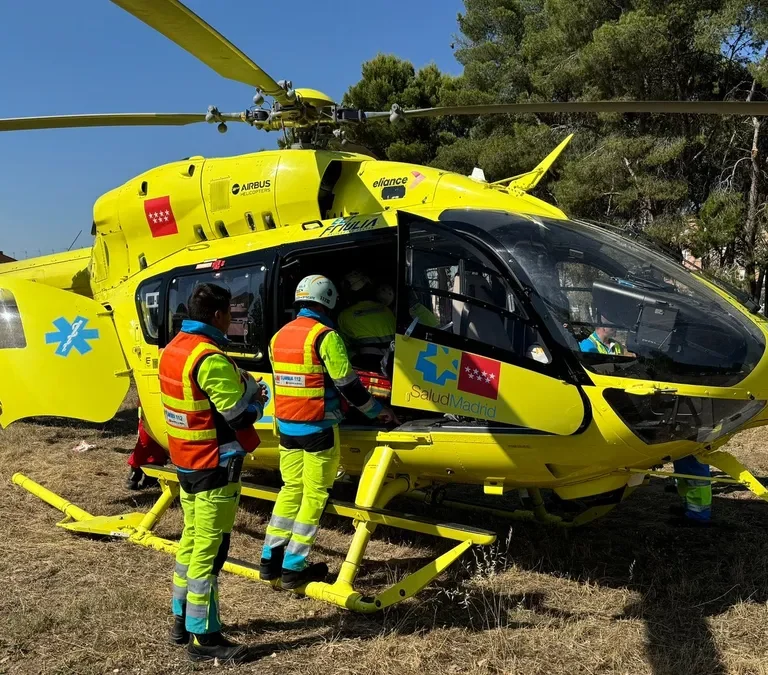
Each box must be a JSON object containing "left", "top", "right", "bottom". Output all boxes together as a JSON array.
[{"left": 2, "top": 392, "right": 768, "bottom": 674}]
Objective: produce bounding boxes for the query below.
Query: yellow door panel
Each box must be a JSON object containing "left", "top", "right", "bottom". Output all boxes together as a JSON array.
[
  {"left": 392, "top": 335, "right": 585, "bottom": 435},
  {"left": 0, "top": 279, "right": 130, "bottom": 426}
]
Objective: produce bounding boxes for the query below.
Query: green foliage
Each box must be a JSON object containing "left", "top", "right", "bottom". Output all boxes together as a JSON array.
[
  {"left": 689, "top": 190, "right": 746, "bottom": 262},
  {"left": 341, "top": 55, "right": 468, "bottom": 162},
  {"left": 339, "top": 1, "right": 768, "bottom": 297}
]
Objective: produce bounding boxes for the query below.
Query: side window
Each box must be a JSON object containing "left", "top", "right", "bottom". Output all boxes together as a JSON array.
[
  {"left": 136, "top": 279, "right": 162, "bottom": 343},
  {"left": 0, "top": 289, "right": 26, "bottom": 349},
  {"left": 167, "top": 265, "right": 267, "bottom": 360},
  {"left": 407, "top": 226, "right": 543, "bottom": 360}
]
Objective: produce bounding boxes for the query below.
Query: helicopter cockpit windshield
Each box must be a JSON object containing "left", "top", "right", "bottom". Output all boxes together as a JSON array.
[{"left": 439, "top": 210, "right": 766, "bottom": 388}]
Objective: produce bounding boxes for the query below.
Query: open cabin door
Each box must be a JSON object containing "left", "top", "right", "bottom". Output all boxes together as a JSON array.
[
  {"left": 0, "top": 279, "right": 130, "bottom": 426},
  {"left": 390, "top": 212, "right": 587, "bottom": 435}
]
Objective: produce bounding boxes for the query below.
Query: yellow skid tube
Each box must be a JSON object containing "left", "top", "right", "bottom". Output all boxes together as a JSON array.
[{"left": 11, "top": 445, "right": 496, "bottom": 613}]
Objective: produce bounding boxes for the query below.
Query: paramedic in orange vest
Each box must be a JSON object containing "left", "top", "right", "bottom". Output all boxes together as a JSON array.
[
  {"left": 260, "top": 275, "right": 398, "bottom": 589},
  {"left": 159, "top": 282, "right": 268, "bottom": 664}
]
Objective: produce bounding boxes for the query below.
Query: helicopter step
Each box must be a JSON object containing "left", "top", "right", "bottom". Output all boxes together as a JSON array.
[
  {"left": 139, "top": 464, "right": 497, "bottom": 545},
  {"left": 11, "top": 445, "right": 497, "bottom": 613}
]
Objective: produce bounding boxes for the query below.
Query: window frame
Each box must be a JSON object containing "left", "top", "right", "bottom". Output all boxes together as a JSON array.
[
  {"left": 271, "top": 229, "right": 400, "bottom": 332},
  {"left": 397, "top": 212, "right": 570, "bottom": 379},
  {"left": 407, "top": 244, "right": 527, "bottom": 324},
  {"left": 163, "top": 260, "right": 271, "bottom": 368},
  {"left": 135, "top": 276, "right": 164, "bottom": 345},
  {"left": 0, "top": 288, "right": 27, "bottom": 350}
]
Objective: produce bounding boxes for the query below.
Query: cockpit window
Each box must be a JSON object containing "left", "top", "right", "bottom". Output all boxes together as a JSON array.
[
  {"left": 407, "top": 223, "right": 551, "bottom": 363},
  {"left": 439, "top": 210, "right": 766, "bottom": 387},
  {"left": 0, "top": 289, "right": 25, "bottom": 349}
]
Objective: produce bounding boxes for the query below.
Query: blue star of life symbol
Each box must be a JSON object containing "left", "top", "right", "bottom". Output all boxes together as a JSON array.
[
  {"left": 414, "top": 342, "right": 459, "bottom": 386},
  {"left": 45, "top": 316, "right": 100, "bottom": 357}
]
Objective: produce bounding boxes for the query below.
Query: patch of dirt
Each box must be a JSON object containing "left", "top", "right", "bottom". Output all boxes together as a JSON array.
[{"left": 2, "top": 390, "right": 768, "bottom": 674}]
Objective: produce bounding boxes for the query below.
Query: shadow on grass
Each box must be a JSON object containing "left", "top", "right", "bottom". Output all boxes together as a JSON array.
[
  {"left": 27, "top": 407, "right": 140, "bottom": 438},
  {"left": 353, "top": 481, "right": 768, "bottom": 675},
  {"left": 79, "top": 461, "right": 766, "bottom": 674}
]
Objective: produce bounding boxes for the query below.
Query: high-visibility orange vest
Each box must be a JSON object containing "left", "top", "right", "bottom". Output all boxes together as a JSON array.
[
  {"left": 159, "top": 331, "right": 260, "bottom": 471},
  {"left": 270, "top": 316, "right": 331, "bottom": 423}
]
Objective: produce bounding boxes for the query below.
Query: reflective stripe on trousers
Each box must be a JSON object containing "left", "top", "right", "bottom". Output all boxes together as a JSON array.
[
  {"left": 172, "top": 481, "right": 240, "bottom": 634},
  {"left": 262, "top": 426, "right": 341, "bottom": 571},
  {"left": 673, "top": 455, "right": 712, "bottom": 522}
]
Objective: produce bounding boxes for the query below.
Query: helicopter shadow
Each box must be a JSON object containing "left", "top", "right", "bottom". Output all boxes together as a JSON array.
[
  {"left": 29, "top": 406, "right": 140, "bottom": 440},
  {"left": 710, "top": 469, "right": 768, "bottom": 497},
  {"left": 316, "top": 480, "right": 767, "bottom": 675},
  {"left": 115, "top": 463, "right": 766, "bottom": 672}
]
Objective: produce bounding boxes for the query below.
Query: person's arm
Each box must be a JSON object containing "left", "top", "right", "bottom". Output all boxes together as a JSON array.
[
  {"left": 317, "top": 330, "right": 383, "bottom": 419},
  {"left": 411, "top": 303, "right": 439, "bottom": 328},
  {"left": 196, "top": 354, "right": 265, "bottom": 428}
]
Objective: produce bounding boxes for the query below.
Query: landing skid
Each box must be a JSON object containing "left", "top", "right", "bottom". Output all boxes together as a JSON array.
[
  {"left": 13, "top": 449, "right": 767, "bottom": 610},
  {"left": 12, "top": 446, "right": 495, "bottom": 613},
  {"left": 405, "top": 449, "right": 768, "bottom": 528},
  {"left": 404, "top": 486, "right": 626, "bottom": 528},
  {"left": 611, "top": 449, "right": 768, "bottom": 500}
]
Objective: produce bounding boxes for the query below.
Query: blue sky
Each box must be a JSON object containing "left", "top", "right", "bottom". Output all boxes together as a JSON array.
[{"left": 0, "top": 1, "right": 465, "bottom": 259}]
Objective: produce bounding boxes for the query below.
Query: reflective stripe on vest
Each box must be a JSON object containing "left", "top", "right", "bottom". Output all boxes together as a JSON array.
[
  {"left": 159, "top": 334, "right": 220, "bottom": 470},
  {"left": 270, "top": 316, "right": 331, "bottom": 423},
  {"left": 159, "top": 332, "right": 260, "bottom": 470},
  {"left": 340, "top": 301, "right": 395, "bottom": 355},
  {"left": 588, "top": 333, "right": 623, "bottom": 355}
]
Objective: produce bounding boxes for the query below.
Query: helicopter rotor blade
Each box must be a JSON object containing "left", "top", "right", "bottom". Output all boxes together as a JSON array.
[
  {"left": 0, "top": 113, "right": 216, "bottom": 132},
  {"left": 366, "top": 101, "right": 768, "bottom": 120},
  {"left": 109, "top": 0, "right": 291, "bottom": 105}
]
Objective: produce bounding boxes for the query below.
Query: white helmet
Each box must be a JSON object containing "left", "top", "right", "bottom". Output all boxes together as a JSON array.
[{"left": 295, "top": 275, "right": 338, "bottom": 309}]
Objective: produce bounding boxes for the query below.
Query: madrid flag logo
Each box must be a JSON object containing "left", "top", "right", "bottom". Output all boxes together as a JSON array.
[
  {"left": 143, "top": 195, "right": 178, "bottom": 238},
  {"left": 457, "top": 353, "right": 501, "bottom": 400}
]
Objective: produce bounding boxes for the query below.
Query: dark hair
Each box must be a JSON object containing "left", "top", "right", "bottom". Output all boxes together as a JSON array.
[
  {"left": 295, "top": 300, "right": 328, "bottom": 314},
  {"left": 189, "top": 283, "right": 231, "bottom": 324}
]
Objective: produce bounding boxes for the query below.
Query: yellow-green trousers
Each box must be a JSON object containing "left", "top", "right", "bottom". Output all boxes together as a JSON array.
[
  {"left": 172, "top": 481, "right": 240, "bottom": 634},
  {"left": 262, "top": 429, "right": 340, "bottom": 571},
  {"left": 673, "top": 455, "right": 712, "bottom": 522}
]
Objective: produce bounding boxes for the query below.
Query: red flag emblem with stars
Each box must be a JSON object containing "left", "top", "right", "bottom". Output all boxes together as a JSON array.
[
  {"left": 457, "top": 352, "right": 501, "bottom": 400},
  {"left": 143, "top": 196, "right": 178, "bottom": 237}
]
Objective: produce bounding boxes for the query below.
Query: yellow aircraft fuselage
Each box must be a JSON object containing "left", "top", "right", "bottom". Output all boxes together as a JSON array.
[{"left": 3, "top": 146, "right": 768, "bottom": 504}]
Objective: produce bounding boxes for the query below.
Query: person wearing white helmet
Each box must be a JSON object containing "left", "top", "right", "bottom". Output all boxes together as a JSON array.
[
  {"left": 260, "top": 275, "right": 398, "bottom": 588},
  {"left": 338, "top": 271, "right": 397, "bottom": 372}
]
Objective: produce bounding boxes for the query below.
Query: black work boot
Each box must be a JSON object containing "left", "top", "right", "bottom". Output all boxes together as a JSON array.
[
  {"left": 169, "top": 615, "right": 188, "bottom": 646},
  {"left": 281, "top": 562, "right": 328, "bottom": 590},
  {"left": 258, "top": 546, "right": 284, "bottom": 582},
  {"left": 125, "top": 467, "right": 142, "bottom": 490},
  {"left": 137, "top": 471, "right": 159, "bottom": 490},
  {"left": 187, "top": 632, "right": 248, "bottom": 663}
]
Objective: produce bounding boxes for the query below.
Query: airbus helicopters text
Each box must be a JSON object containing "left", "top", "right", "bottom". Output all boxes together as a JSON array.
[{"left": 3, "top": 0, "right": 768, "bottom": 613}]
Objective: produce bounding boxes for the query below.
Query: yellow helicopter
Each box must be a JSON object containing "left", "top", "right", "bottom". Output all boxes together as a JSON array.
[{"left": 4, "top": 0, "right": 768, "bottom": 615}]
